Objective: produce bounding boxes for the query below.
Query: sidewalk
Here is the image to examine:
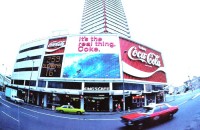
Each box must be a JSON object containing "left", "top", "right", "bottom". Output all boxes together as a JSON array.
[{"left": 85, "top": 108, "right": 141, "bottom": 115}]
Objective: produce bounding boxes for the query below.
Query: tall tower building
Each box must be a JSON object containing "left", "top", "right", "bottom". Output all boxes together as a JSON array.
[{"left": 80, "top": 0, "right": 131, "bottom": 39}]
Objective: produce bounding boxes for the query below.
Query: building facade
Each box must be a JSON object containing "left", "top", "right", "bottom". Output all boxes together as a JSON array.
[
  {"left": 8, "top": 0, "right": 167, "bottom": 112},
  {"left": 10, "top": 34, "right": 166, "bottom": 112},
  {"left": 80, "top": 0, "right": 131, "bottom": 39}
]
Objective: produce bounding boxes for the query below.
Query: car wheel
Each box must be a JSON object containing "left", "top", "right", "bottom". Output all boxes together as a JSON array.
[
  {"left": 76, "top": 111, "right": 81, "bottom": 115},
  {"left": 137, "top": 122, "right": 144, "bottom": 130},
  {"left": 169, "top": 113, "right": 174, "bottom": 120}
]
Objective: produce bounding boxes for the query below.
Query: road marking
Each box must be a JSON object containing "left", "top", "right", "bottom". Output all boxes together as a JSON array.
[
  {"left": 1, "top": 102, "right": 11, "bottom": 108},
  {"left": 0, "top": 95, "right": 131, "bottom": 121},
  {"left": 1, "top": 111, "right": 19, "bottom": 122},
  {"left": 192, "top": 93, "right": 200, "bottom": 99},
  {"left": 178, "top": 101, "right": 187, "bottom": 106},
  {"left": 21, "top": 111, "right": 38, "bottom": 119}
]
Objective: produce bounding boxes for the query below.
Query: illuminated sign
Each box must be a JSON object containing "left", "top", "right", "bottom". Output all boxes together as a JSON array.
[
  {"left": 120, "top": 38, "right": 166, "bottom": 83},
  {"left": 45, "top": 37, "right": 66, "bottom": 54},
  {"left": 84, "top": 87, "right": 110, "bottom": 91},
  {"left": 127, "top": 46, "right": 161, "bottom": 67},
  {"left": 40, "top": 55, "right": 63, "bottom": 77}
]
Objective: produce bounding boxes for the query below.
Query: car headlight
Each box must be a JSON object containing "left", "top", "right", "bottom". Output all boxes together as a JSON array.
[{"left": 128, "top": 121, "right": 132, "bottom": 125}]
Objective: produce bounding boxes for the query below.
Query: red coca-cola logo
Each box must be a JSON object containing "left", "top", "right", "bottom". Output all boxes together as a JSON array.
[
  {"left": 46, "top": 37, "right": 66, "bottom": 54},
  {"left": 127, "top": 46, "right": 161, "bottom": 67},
  {"left": 119, "top": 38, "right": 166, "bottom": 83}
]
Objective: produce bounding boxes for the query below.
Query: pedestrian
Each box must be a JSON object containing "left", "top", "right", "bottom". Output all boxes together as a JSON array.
[
  {"left": 117, "top": 104, "right": 121, "bottom": 112},
  {"left": 41, "top": 99, "right": 44, "bottom": 109},
  {"left": 115, "top": 103, "right": 118, "bottom": 112}
]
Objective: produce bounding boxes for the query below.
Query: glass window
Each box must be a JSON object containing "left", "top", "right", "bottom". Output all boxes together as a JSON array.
[
  {"left": 161, "top": 104, "right": 169, "bottom": 110},
  {"left": 113, "top": 83, "right": 143, "bottom": 90},
  {"left": 154, "top": 106, "right": 161, "bottom": 113},
  {"left": 38, "top": 80, "right": 46, "bottom": 87}
]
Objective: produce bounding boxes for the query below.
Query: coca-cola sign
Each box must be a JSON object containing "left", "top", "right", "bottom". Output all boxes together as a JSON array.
[
  {"left": 119, "top": 38, "right": 166, "bottom": 83},
  {"left": 48, "top": 41, "right": 65, "bottom": 48},
  {"left": 45, "top": 37, "right": 66, "bottom": 54},
  {"left": 127, "top": 46, "right": 161, "bottom": 67}
]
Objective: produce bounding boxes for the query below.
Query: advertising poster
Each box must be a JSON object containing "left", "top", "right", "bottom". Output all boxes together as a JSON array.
[
  {"left": 40, "top": 37, "right": 66, "bottom": 77},
  {"left": 119, "top": 38, "right": 167, "bottom": 83},
  {"left": 62, "top": 34, "right": 121, "bottom": 79}
]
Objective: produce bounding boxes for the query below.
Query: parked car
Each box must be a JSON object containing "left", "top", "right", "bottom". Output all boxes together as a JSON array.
[
  {"left": 56, "top": 105, "right": 85, "bottom": 115},
  {"left": 10, "top": 96, "right": 24, "bottom": 104},
  {"left": 121, "top": 103, "right": 178, "bottom": 129}
]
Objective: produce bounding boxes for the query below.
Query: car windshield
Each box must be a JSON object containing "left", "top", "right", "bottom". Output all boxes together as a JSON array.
[{"left": 140, "top": 107, "right": 154, "bottom": 114}]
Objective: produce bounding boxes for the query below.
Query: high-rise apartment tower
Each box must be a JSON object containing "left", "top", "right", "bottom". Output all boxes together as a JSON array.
[{"left": 80, "top": 0, "right": 131, "bottom": 39}]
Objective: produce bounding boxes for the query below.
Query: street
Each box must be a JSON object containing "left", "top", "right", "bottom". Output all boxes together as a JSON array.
[{"left": 1, "top": 90, "right": 200, "bottom": 130}]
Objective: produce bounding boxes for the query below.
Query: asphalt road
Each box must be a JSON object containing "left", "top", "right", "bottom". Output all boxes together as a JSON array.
[{"left": 0, "top": 90, "right": 200, "bottom": 130}]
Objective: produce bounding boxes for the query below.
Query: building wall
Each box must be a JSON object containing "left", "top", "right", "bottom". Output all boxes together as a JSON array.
[
  {"left": 10, "top": 34, "right": 166, "bottom": 111},
  {"left": 80, "top": 0, "right": 131, "bottom": 39}
]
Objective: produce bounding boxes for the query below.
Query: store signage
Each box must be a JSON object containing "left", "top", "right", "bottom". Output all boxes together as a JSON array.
[
  {"left": 119, "top": 38, "right": 166, "bottom": 83},
  {"left": 40, "top": 55, "right": 63, "bottom": 77},
  {"left": 46, "top": 37, "right": 66, "bottom": 54},
  {"left": 84, "top": 87, "right": 109, "bottom": 91},
  {"left": 127, "top": 46, "right": 161, "bottom": 67}
]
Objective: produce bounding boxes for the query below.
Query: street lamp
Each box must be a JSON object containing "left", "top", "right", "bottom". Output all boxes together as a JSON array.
[
  {"left": 122, "top": 50, "right": 127, "bottom": 113},
  {"left": 27, "top": 56, "right": 34, "bottom": 103},
  {"left": 1, "top": 64, "right": 7, "bottom": 92}
]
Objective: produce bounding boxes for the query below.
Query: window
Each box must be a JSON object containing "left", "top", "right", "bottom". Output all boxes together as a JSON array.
[
  {"left": 161, "top": 104, "right": 169, "bottom": 110},
  {"left": 113, "top": 83, "right": 143, "bottom": 90},
  {"left": 154, "top": 106, "right": 161, "bottom": 113},
  {"left": 38, "top": 80, "right": 46, "bottom": 87},
  {"left": 19, "top": 45, "right": 44, "bottom": 53}
]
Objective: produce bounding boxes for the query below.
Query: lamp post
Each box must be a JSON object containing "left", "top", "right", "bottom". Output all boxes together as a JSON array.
[
  {"left": 2, "top": 64, "right": 7, "bottom": 92},
  {"left": 122, "top": 50, "right": 127, "bottom": 113},
  {"left": 27, "top": 56, "right": 34, "bottom": 103}
]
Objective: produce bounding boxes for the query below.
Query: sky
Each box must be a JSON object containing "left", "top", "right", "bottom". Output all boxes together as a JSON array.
[{"left": 0, "top": 0, "right": 200, "bottom": 86}]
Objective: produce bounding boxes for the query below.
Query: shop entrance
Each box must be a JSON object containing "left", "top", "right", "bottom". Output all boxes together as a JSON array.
[{"left": 84, "top": 93, "right": 109, "bottom": 112}]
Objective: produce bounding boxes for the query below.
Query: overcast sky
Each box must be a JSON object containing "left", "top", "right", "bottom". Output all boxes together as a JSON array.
[{"left": 0, "top": 0, "right": 200, "bottom": 86}]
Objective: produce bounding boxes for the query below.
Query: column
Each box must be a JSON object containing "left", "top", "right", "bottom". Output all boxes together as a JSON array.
[
  {"left": 144, "top": 94, "right": 147, "bottom": 106},
  {"left": 80, "top": 97, "right": 84, "bottom": 110},
  {"left": 37, "top": 93, "right": 40, "bottom": 106},
  {"left": 109, "top": 96, "right": 113, "bottom": 112},
  {"left": 43, "top": 94, "right": 47, "bottom": 108},
  {"left": 80, "top": 82, "right": 84, "bottom": 109}
]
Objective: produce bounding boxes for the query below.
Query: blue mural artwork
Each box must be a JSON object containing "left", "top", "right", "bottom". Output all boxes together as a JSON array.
[{"left": 62, "top": 53, "right": 120, "bottom": 78}]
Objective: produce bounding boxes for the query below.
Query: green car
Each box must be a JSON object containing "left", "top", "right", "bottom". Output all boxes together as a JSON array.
[{"left": 56, "top": 105, "right": 85, "bottom": 115}]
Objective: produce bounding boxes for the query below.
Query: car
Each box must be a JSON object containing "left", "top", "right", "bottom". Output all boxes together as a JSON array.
[
  {"left": 121, "top": 103, "right": 178, "bottom": 129},
  {"left": 10, "top": 96, "right": 24, "bottom": 104},
  {"left": 56, "top": 105, "right": 85, "bottom": 115}
]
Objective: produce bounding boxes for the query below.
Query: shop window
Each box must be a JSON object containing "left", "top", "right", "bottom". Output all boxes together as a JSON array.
[
  {"left": 113, "top": 83, "right": 143, "bottom": 90},
  {"left": 14, "top": 80, "right": 24, "bottom": 85},
  {"left": 38, "top": 80, "right": 46, "bottom": 87}
]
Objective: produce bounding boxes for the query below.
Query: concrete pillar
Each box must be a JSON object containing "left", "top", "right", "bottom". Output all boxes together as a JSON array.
[
  {"left": 37, "top": 93, "right": 40, "bottom": 106},
  {"left": 109, "top": 95, "right": 113, "bottom": 112},
  {"left": 80, "top": 82, "right": 84, "bottom": 110},
  {"left": 80, "top": 97, "right": 84, "bottom": 110},
  {"left": 43, "top": 94, "right": 47, "bottom": 108},
  {"left": 144, "top": 94, "right": 147, "bottom": 106}
]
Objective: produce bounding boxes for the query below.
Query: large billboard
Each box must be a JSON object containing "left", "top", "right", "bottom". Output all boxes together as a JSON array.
[
  {"left": 62, "top": 34, "right": 121, "bottom": 79},
  {"left": 119, "top": 38, "right": 167, "bottom": 83},
  {"left": 40, "top": 34, "right": 121, "bottom": 79},
  {"left": 40, "top": 37, "right": 66, "bottom": 77}
]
